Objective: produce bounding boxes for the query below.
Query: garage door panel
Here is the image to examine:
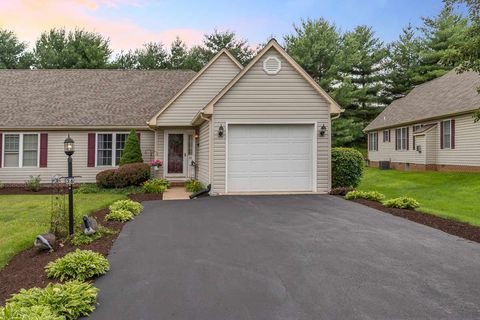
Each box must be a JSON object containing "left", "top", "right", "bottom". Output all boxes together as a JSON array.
[{"left": 227, "top": 124, "right": 314, "bottom": 192}]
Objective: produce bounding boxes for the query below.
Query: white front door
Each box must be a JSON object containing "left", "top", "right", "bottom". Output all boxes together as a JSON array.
[{"left": 164, "top": 131, "right": 195, "bottom": 178}]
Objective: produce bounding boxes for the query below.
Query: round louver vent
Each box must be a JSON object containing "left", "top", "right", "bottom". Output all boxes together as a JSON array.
[{"left": 263, "top": 56, "right": 281, "bottom": 75}]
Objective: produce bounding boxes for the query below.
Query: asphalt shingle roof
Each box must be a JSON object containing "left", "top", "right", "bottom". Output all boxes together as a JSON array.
[
  {"left": 0, "top": 69, "right": 196, "bottom": 128},
  {"left": 365, "top": 70, "right": 480, "bottom": 131}
]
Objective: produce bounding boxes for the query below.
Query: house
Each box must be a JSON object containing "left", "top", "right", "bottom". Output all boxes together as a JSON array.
[
  {"left": 365, "top": 70, "right": 480, "bottom": 172},
  {"left": 0, "top": 39, "right": 342, "bottom": 194}
]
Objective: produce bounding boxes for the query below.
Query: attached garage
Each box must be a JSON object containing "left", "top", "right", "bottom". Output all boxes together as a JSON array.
[{"left": 226, "top": 124, "right": 316, "bottom": 192}]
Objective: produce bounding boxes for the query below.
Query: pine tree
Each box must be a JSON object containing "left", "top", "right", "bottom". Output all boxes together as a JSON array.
[{"left": 119, "top": 129, "right": 143, "bottom": 166}]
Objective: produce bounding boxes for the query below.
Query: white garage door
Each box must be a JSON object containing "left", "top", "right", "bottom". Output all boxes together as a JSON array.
[{"left": 227, "top": 124, "right": 315, "bottom": 192}]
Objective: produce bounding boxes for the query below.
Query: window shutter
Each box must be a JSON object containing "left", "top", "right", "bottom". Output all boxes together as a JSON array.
[
  {"left": 375, "top": 133, "right": 379, "bottom": 151},
  {"left": 440, "top": 121, "right": 444, "bottom": 149},
  {"left": 0, "top": 133, "right": 2, "bottom": 168},
  {"left": 137, "top": 132, "right": 141, "bottom": 143},
  {"left": 406, "top": 127, "right": 409, "bottom": 150},
  {"left": 395, "top": 129, "right": 398, "bottom": 150},
  {"left": 451, "top": 119, "right": 455, "bottom": 149},
  {"left": 383, "top": 131, "right": 385, "bottom": 143},
  {"left": 40, "top": 133, "right": 48, "bottom": 168},
  {"left": 88, "top": 133, "right": 96, "bottom": 167}
]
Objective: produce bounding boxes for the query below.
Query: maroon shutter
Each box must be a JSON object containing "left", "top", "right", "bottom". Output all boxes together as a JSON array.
[
  {"left": 395, "top": 129, "right": 398, "bottom": 150},
  {"left": 389, "top": 130, "right": 391, "bottom": 142},
  {"left": 0, "top": 133, "right": 2, "bottom": 168},
  {"left": 406, "top": 127, "right": 409, "bottom": 150},
  {"left": 137, "top": 132, "right": 141, "bottom": 143},
  {"left": 39, "top": 133, "right": 48, "bottom": 167},
  {"left": 451, "top": 119, "right": 455, "bottom": 149},
  {"left": 87, "top": 133, "right": 96, "bottom": 167},
  {"left": 383, "top": 131, "right": 385, "bottom": 143},
  {"left": 413, "top": 135, "right": 416, "bottom": 150},
  {"left": 440, "top": 121, "right": 444, "bottom": 149}
]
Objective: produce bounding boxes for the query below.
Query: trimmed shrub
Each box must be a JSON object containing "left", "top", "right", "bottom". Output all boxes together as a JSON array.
[
  {"left": 71, "top": 226, "right": 116, "bottom": 245},
  {"left": 329, "top": 187, "right": 354, "bottom": 196},
  {"left": 383, "top": 196, "right": 420, "bottom": 209},
  {"left": 96, "top": 169, "right": 118, "bottom": 188},
  {"left": 0, "top": 305, "right": 63, "bottom": 320},
  {"left": 96, "top": 163, "right": 150, "bottom": 188},
  {"left": 119, "top": 129, "right": 143, "bottom": 166},
  {"left": 25, "top": 175, "right": 41, "bottom": 191},
  {"left": 45, "top": 249, "right": 109, "bottom": 281},
  {"left": 109, "top": 199, "right": 143, "bottom": 215},
  {"left": 345, "top": 190, "right": 385, "bottom": 202},
  {"left": 331, "top": 148, "right": 364, "bottom": 188},
  {"left": 75, "top": 183, "right": 101, "bottom": 194},
  {"left": 143, "top": 179, "right": 168, "bottom": 193},
  {"left": 6, "top": 281, "right": 98, "bottom": 320},
  {"left": 185, "top": 179, "right": 204, "bottom": 193},
  {"left": 105, "top": 209, "right": 134, "bottom": 222}
]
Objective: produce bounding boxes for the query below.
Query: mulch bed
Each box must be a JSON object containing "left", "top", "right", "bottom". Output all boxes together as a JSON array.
[
  {"left": 0, "top": 187, "right": 55, "bottom": 195},
  {"left": 0, "top": 194, "right": 161, "bottom": 305},
  {"left": 128, "top": 193, "right": 163, "bottom": 202},
  {"left": 352, "top": 199, "right": 480, "bottom": 243}
]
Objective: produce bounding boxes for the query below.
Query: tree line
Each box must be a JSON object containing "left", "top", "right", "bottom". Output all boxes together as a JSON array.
[{"left": 0, "top": 3, "right": 476, "bottom": 147}]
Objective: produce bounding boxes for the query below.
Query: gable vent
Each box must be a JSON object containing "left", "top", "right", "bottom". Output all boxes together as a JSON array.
[{"left": 263, "top": 56, "right": 281, "bottom": 75}]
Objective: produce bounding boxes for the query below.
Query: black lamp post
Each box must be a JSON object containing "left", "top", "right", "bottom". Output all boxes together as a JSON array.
[{"left": 64, "top": 135, "right": 75, "bottom": 236}]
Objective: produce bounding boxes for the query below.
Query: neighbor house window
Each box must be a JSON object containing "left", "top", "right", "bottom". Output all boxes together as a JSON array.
[
  {"left": 413, "top": 124, "right": 422, "bottom": 132},
  {"left": 442, "top": 120, "right": 451, "bottom": 149},
  {"left": 395, "top": 127, "right": 408, "bottom": 150},
  {"left": 3, "top": 133, "right": 39, "bottom": 167},
  {"left": 368, "top": 132, "right": 378, "bottom": 151},
  {"left": 383, "top": 130, "right": 390, "bottom": 142},
  {"left": 97, "top": 133, "right": 129, "bottom": 167}
]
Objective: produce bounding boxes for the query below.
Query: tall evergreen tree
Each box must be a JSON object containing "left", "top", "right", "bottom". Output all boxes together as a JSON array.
[
  {"left": 119, "top": 129, "right": 143, "bottom": 166},
  {"left": 168, "top": 37, "right": 189, "bottom": 69},
  {"left": 135, "top": 42, "right": 168, "bottom": 69},
  {"left": 200, "top": 30, "right": 255, "bottom": 66},
  {"left": 0, "top": 29, "right": 34, "bottom": 69}
]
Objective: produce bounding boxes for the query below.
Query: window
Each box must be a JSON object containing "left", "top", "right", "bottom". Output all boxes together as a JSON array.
[
  {"left": 442, "top": 120, "right": 451, "bottom": 149},
  {"left": 97, "top": 133, "right": 129, "bottom": 167},
  {"left": 395, "top": 127, "right": 408, "bottom": 150},
  {"left": 368, "top": 132, "right": 378, "bottom": 151},
  {"left": 383, "top": 130, "right": 390, "bottom": 142},
  {"left": 413, "top": 124, "right": 422, "bottom": 132},
  {"left": 3, "top": 133, "right": 39, "bottom": 167}
]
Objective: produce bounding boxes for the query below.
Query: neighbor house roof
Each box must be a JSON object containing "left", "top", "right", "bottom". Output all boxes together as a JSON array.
[
  {"left": 365, "top": 70, "right": 480, "bottom": 132},
  {"left": 0, "top": 69, "right": 196, "bottom": 129}
]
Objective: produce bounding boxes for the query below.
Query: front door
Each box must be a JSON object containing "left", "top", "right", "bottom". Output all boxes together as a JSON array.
[{"left": 165, "top": 131, "right": 195, "bottom": 178}]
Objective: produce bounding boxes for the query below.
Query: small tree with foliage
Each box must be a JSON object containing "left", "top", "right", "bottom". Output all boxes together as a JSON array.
[{"left": 119, "top": 129, "right": 143, "bottom": 166}]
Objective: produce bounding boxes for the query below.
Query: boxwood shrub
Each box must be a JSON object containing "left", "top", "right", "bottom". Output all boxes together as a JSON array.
[
  {"left": 331, "top": 148, "right": 364, "bottom": 188},
  {"left": 383, "top": 196, "right": 420, "bottom": 209}
]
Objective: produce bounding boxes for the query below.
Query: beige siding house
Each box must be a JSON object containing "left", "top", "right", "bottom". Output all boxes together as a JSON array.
[
  {"left": 365, "top": 70, "right": 480, "bottom": 172},
  {"left": 0, "top": 39, "right": 342, "bottom": 194}
]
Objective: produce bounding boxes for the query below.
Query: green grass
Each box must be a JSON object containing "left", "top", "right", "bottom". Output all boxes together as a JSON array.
[
  {"left": 358, "top": 167, "right": 480, "bottom": 226},
  {"left": 0, "top": 193, "right": 126, "bottom": 270}
]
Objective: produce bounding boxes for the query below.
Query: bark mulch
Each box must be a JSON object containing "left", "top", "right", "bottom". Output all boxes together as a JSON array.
[
  {"left": 353, "top": 199, "right": 480, "bottom": 243},
  {"left": 128, "top": 193, "right": 163, "bottom": 202},
  {"left": 0, "top": 187, "right": 54, "bottom": 195},
  {"left": 0, "top": 194, "right": 162, "bottom": 305}
]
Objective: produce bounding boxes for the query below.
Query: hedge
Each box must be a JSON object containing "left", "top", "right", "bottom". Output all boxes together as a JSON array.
[{"left": 331, "top": 147, "right": 364, "bottom": 188}]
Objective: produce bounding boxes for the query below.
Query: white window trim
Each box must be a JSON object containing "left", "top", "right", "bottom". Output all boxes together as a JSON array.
[
  {"left": 95, "top": 132, "right": 130, "bottom": 167},
  {"left": 395, "top": 127, "right": 408, "bottom": 151},
  {"left": 442, "top": 119, "right": 452, "bottom": 149},
  {"left": 163, "top": 130, "right": 196, "bottom": 178},
  {"left": 2, "top": 133, "right": 40, "bottom": 168},
  {"left": 369, "top": 132, "right": 378, "bottom": 151}
]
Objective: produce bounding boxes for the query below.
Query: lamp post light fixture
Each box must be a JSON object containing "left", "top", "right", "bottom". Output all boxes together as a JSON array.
[
  {"left": 319, "top": 124, "right": 327, "bottom": 137},
  {"left": 64, "top": 135, "right": 75, "bottom": 236}
]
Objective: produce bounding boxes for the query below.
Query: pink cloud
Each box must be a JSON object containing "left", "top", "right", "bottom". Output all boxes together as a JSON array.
[{"left": 0, "top": 0, "right": 204, "bottom": 52}]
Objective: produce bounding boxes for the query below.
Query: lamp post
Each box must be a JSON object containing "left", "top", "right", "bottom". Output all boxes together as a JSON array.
[{"left": 64, "top": 135, "right": 75, "bottom": 236}]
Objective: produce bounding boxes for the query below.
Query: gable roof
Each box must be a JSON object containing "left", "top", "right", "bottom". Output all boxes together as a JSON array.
[
  {"left": 147, "top": 49, "right": 243, "bottom": 126},
  {"left": 365, "top": 70, "right": 480, "bottom": 132},
  {"left": 195, "top": 39, "right": 343, "bottom": 121},
  {"left": 0, "top": 69, "right": 195, "bottom": 129}
]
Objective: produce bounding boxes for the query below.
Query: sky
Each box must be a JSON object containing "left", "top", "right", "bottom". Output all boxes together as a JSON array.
[{"left": 0, "top": 0, "right": 453, "bottom": 52}]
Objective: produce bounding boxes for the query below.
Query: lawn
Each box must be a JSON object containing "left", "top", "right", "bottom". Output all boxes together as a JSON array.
[
  {"left": 358, "top": 167, "right": 480, "bottom": 227},
  {"left": 0, "top": 193, "right": 126, "bottom": 270}
]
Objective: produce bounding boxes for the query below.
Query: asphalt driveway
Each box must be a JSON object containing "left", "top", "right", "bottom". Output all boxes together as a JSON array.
[{"left": 89, "top": 195, "right": 480, "bottom": 320}]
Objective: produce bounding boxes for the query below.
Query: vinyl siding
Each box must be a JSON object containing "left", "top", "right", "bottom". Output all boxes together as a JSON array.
[
  {"left": 211, "top": 47, "right": 331, "bottom": 194},
  {"left": 368, "top": 127, "right": 418, "bottom": 164},
  {"left": 0, "top": 130, "right": 154, "bottom": 184},
  {"left": 156, "top": 54, "right": 241, "bottom": 126},
  {"left": 153, "top": 129, "right": 164, "bottom": 178},
  {"left": 197, "top": 121, "right": 210, "bottom": 186},
  {"left": 425, "top": 127, "right": 437, "bottom": 164}
]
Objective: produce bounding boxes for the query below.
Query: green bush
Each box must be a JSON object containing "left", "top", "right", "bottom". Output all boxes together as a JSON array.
[
  {"left": 109, "top": 199, "right": 143, "bottom": 215},
  {"left": 74, "top": 183, "right": 101, "bottom": 194},
  {"left": 0, "top": 305, "right": 63, "bottom": 320},
  {"left": 24, "top": 175, "right": 41, "bottom": 192},
  {"left": 345, "top": 190, "right": 385, "bottom": 202},
  {"left": 6, "top": 281, "right": 98, "bottom": 320},
  {"left": 119, "top": 129, "right": 143, "bottom": 166},
  {"left": 105, "top": 209, "right": 134, "bottom": 222},
  {"left": 96, "top": 163, "right": 150, "bottom": 188},
  {"left": 71, "top": 226, "right": 116, "bottom": 246},
  {"left": 331, "top": 148, "right": 364, "bottom": 188},
  {"left": 45, "top": 249, "right": 109, "bottom": 281},
  {"left": 185, "top": 179, "right": 204, "bottom": 193},
  {"left": 142, "top": 179, "right": 168, "bottom": 193},
  {"left": 383, "top": 196, "right": 420, "bottom": 209}
]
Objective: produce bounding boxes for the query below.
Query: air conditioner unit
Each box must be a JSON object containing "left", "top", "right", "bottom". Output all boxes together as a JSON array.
[{"left": 379, "top": 161, "right": 390, "bottom": 170}]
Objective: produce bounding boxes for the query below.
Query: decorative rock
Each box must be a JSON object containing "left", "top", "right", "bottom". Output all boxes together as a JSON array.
[
  {"left": 34, "top": 233, "right": 56, "bottom": 251},
  {"left": 83, "top": 216, "right": 98, "bottom": 235}
]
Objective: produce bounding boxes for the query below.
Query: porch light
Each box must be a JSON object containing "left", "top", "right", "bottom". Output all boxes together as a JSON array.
[
  {"left": 64, "top": 135, "right": 75, "bottom": 156},
  {"left": 319, "top": 124, "right": 327, "bottom": 137},
  {"left": 218, "top": 124, "right": 224, "bottom": 137}
]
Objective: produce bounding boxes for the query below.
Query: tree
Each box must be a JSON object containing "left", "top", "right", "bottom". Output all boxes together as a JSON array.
[
  {"left": 119, "top": 129, "right": 143, "bottom": 166},
  {"left": 111, "top": 50, "right": 137, "bottom": 69},
  {"left": 0, "top": 29, "right": 34, "bottom": 69},
  {"left": 331, "top": 117, "right": 365, "bottom": 147},
  {"left": 34, "top": 28, "right": 112, "bottom": 68},
  {"left": 167, "top": 37, "right": 189, "bottom": 69},
  {"left": 200, "top": 30, "right": 255, "bottom": 66},
  {"left": 135, "top": 42, "right": 168, "bottom": 69},
  {"left": 284, "top": 18, "right": 341, "bottom": 90}
]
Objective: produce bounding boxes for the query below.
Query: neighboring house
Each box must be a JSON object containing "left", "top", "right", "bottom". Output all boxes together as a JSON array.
[
  {"left": 365, "top": 70, "right": 480, "bottom": 172},
  {"left": 0, "top": 39, "right": 342, "bottom": 194}
]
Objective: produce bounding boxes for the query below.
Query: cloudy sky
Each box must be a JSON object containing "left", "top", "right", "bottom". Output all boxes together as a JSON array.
[{"left": 0, "top": 0, "right": 451, "bottom": 52}]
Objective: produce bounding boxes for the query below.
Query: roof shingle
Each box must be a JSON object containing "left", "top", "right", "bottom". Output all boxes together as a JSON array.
[
  {"left": 365, "top": 70, "right": 480, "bottom": 131},
  {"left": 0, "top": 69, "right": 196, "bottom": 128}
]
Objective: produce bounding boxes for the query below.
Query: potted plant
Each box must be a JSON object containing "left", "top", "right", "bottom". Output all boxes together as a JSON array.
[{"left": 149, "top": 160, "right": 163, "bottom": 171}]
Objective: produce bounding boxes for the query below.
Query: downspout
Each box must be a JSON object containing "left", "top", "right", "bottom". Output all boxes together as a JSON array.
[{"left": 199, "top": 111, "right": 213, "bottom": 193}]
